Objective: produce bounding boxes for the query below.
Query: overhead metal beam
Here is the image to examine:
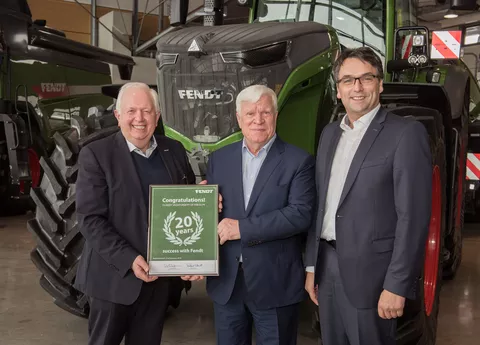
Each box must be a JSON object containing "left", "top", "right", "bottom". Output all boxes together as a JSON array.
[
  {"left": 91, "top": 0, "right": 98, "bottom": 46},
  {"left": 132, "top": 0, "right": 139, "bottom": 50},
  {"left": 159, "top": 0, "right": 165, "bottom": 32}
]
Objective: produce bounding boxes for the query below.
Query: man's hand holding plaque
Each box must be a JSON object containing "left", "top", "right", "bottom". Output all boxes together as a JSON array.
[{"left": 180, "top": 179, "right": 223, "bottom": 282}]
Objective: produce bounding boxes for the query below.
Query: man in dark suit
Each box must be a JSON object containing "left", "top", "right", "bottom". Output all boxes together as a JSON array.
[
  {"left": 203, "top": 84, "right": 316, "bottom": 345},
  {"left": 305, "top": 47, "right": 432, "bottom": 345},
  {"left": 74, "top": 82, "right": 195, "bottom": 345}
]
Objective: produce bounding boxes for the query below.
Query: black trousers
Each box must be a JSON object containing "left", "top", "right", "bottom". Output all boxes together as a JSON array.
[
  {"left": 88, "top": 278, "right": 171, "bottom": 345},
  {"left": 317, "top": 242, "right": 396, "bottom": 345}
]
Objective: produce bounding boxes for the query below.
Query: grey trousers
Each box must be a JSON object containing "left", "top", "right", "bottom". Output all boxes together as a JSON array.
[{"left": 316, "top": 242, "right": 396, "bottom": 345}]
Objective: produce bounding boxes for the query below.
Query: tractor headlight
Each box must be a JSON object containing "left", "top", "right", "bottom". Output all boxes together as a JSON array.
[
  {"left": 408, "top": 55, "right": 418, "bottom": 65},
  {"left": 413, "top": 34, "right": 425, "bottom": 47}
]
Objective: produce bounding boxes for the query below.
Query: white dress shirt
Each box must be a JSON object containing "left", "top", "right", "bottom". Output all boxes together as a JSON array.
[{"left": 306, "top": 104, "right": 380, "bottom": 273}]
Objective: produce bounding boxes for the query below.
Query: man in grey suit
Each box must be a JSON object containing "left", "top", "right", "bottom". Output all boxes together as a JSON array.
[{"left": 304, "top": 47, "right": 432, "bottom": 345}]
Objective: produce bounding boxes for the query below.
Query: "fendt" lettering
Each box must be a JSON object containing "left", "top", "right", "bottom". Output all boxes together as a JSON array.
[
  {"left": 41, "top": 83, "right": 66, "bottom": 93},
  {"left": 178, "top": 89, "right": 222, "bottom": 100},
  {"left": 195, "top": 189, "right": 214, "bottom": 194}
]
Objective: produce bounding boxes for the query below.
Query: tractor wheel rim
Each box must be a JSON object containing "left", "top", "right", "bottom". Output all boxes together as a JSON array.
[
  {"left": 424, "top": 165, "right": 441, "bottom": 316},
  {"left": 28, "top": 148, "right": 41, "bottom": 188}
]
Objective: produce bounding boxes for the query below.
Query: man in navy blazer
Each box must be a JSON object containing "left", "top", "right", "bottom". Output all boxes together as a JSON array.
[
  {"left": 204, "top": 84, "right": 316, "bottom": 345},
  {"left": 75, "top": 82, "right": 195, "bottom": 345},
  {"left": 305, "top": 47, "right": 432, "bottom": 345}
]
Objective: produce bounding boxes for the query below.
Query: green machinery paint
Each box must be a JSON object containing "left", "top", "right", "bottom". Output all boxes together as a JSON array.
[{"left": 0, "top": 0, "right": 134, "bottom": 212}]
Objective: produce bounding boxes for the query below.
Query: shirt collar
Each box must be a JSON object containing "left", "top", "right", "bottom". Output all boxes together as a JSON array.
[
  {"left": 125, "top": 135, "right": 157, "bottom": 153},
  {"left": 341, "top": 103, "right": 381, "bottom": 131},
  {"left": 242, "top": 133, "right": 277, "bottom": 156}
]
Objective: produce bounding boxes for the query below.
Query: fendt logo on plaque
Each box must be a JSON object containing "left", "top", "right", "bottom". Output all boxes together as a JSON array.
[{"left": 163, "top": 211, "right": 204, "bottom": 247}]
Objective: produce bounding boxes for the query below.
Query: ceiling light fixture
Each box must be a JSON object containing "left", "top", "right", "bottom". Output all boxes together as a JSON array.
[{"left": 444, "top": 9, "right": 459, "bottom": 19}]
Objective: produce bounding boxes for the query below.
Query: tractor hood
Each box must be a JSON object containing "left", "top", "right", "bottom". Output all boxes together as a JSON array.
[
  {"left": 156, "top": 21, "right": 330, "bottom": 53},
  {"left": 155, "top": 21, "right": 332, "bottom": 145}
]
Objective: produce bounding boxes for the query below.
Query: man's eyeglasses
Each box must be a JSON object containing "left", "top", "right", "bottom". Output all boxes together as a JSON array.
[{"left": 336, "top": 73, "right": 380, "bottom": 87}]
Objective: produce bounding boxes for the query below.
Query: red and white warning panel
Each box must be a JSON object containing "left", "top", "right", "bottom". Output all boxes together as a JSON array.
[
  {"left": 466, "top": 153, "right": 480, "bottom": 180},
  {"left": 430, "top": 30, "right": 462, "bottom": 59},
  {"left": 401, "top": 34, "right": 412, "bottom": 59}
]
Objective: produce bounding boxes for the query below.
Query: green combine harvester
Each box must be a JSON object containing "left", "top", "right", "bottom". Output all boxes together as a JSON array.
[{"left": 27, "top": 0, "right": 480, "bottom": 344}]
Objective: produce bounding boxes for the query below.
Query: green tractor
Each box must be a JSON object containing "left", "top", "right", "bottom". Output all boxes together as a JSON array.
[
  {"left": 152, "top": 0, "right": 476, "bottom": 343},
  {"left": 0, "top": 0, "right": 134, "bottom": 315},
  {"left": 28, "top": 0, "right": 478, "bottom": 343},
  {"left": 16, "top": 0, "right": 191, "bottom": 317},
  {"left": 0, "top": 0, "right": 134, "bottom": 216}
]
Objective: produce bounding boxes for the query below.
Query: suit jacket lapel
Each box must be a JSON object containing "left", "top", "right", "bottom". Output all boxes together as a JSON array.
[
  {"left": 155, "top": 136, "right": 178, "bottom": 184},
  {"left": 324, "top": 125, "right": 342, "bottom": 188},
  {"left": 245, "top": 138, "right": 284, "bottom": 216},
  {"left": 231, "top": 142, "right": 246, "bottom": 216},
  {"left": 314, "top": 125, "right": 342, "bottom": 235},
  {"left": 338, "top": 108, "right": 386, "bottom": 207},
  {"left": 114, "top": 132, "right": 147, "bottom": 220}
]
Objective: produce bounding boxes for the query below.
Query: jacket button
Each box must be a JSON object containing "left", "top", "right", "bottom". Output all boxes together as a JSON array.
[{"left": 316, "top": 236, "right": 320, "bottom": 242}]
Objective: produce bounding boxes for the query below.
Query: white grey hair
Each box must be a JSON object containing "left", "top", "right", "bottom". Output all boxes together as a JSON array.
[
  {"left": 235, "top": 85, "right": 278, "bottom": 114},
  {"left": 115, "top": 82, "right": 160, "bottom": 113}
]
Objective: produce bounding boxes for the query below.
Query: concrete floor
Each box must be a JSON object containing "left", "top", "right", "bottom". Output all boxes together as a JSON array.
[{"left": 0, "top": 214, "right": 479, "bottom": 345}]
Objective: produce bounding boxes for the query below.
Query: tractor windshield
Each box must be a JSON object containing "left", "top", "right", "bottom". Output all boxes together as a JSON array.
[{"left": 256, "top": 0, "right": 385, "bottom": 59}]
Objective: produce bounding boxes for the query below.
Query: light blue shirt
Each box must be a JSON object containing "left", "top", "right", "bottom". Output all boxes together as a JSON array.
[
  {"left": 125, "top": 136, "right": 157, "bottom": 158},
  {"left": 239, "top": 134, "right": 276, "bottom": 262},
  {"left": 242, "top": 134, "right": 277, "bottom": 209}
]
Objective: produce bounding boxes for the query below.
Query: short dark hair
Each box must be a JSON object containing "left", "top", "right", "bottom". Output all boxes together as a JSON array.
[{"left": 333, "top": 47, "right": 384, "bottom": 82}]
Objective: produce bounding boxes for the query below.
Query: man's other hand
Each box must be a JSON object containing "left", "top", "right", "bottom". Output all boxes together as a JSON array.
[
  {"left": 218, "top": 218, "right": 240, "bottom": 244},
  {"left": 305, "top": 272, "right": 318, "bottom": 306},
  {"left": 181, "top": 275, "right": 205, "bottom": 281},
  {"left": 199, "top": 179, "right": 223, "bottom": 213},
  {"left": 378, "top": 289, "right": 405, "bottom": 319},
  {"left": 132, "top": 255, "right": 158, "bottom": 283}
]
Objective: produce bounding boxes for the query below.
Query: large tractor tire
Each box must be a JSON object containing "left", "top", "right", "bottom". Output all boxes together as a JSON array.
[
  {"left": 27, "top": 112, "right": 119, "bottom": 317},
  {"left": 27, "top": 108, "right": 180, "bottom": 317},
  {"left": 389, "top": 106, "right": 446, "bottom": 345},
  {"left": 442, "top": 89, "right": 469, "bottom": 280}
]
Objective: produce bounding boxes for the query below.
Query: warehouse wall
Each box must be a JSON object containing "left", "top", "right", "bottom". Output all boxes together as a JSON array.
[{"left": 27, "top": 0, "right": 167, "bottom": 45}]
